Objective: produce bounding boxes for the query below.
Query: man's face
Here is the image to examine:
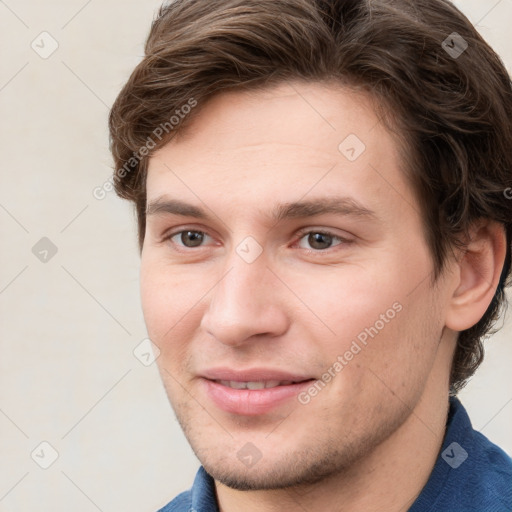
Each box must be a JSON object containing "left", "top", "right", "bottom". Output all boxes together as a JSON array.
[{"left": 141, "top": 82, "right": 454, "bottom": 489}]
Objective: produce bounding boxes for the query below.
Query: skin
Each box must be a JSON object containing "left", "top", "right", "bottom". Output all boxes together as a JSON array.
[{"left": 141, "top": 81, "right": 505, "bottom": 511}]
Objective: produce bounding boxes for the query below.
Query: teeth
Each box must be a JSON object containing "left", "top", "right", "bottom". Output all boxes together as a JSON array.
[
  {"left": 246, "top": 381, "right": 265, "bottom": 390},
  {"left": 218, "top": 380, "right": 293, "bottom": 389},
  {"left": 219, "top": 380, "right": 246, "bottom": 389}
]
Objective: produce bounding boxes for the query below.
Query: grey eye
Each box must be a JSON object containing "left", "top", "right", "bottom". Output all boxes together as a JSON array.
[
  {"left": 298, "top": 232, "right": 341, "bottom": 251},
  {"left": 173, "top": 230, "right": 206, "bottom": 247}
]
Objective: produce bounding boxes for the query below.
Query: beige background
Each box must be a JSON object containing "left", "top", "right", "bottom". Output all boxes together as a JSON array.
[{"left": 0, "top": 1, "right": 511, "bottom": 510}]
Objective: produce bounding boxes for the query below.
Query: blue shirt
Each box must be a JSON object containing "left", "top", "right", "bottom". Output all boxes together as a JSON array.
[{"left": 158, "top": 397, "right": 512, "bottom": 511}]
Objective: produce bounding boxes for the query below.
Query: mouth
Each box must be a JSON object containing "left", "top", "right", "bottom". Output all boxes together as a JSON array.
[
  {"left": 200, "top": 370, "right": 316, "bottom": 416},
  {"left": 214, "top": 379, "right": 306, "bottom": 390}
]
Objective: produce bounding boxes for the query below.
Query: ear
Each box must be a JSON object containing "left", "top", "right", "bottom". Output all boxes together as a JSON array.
[{"left": 445, "top": 220, "right": 507, "bottom": 332}]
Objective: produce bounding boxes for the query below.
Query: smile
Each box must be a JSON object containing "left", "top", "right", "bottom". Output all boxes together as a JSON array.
[
  {"left": 216, "top": 380, "right": 298, "bottom": 389},
  {"left": 202, "top": 376, "right": 315, "bottom": 416}
]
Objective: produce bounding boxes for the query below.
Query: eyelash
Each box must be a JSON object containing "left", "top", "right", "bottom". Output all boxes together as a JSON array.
[{"left": 162, "top": 227, "right": 351, "bottom": 255}]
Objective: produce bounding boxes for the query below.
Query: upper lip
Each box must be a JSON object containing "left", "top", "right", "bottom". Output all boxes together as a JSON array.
[{"left": 200, "top": 367, "right": 314, "bottom": 383}]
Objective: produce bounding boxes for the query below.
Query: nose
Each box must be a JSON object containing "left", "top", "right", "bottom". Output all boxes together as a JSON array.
[{"left": 200, "top": 253, "right": 289, "bottom": 347}]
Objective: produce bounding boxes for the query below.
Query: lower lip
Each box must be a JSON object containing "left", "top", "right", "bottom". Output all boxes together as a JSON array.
[{"left": 201, "top": 379, "right": 314, "bottom": 416}]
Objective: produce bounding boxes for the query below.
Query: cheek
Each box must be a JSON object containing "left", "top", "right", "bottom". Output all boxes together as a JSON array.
[
  {"left": 344, "top": 282, "right": 443, "bottom": 398},
  {"left": 289, "top": 257, "right": 439, "bottom": 375},
  {"left": 140, "top": 270, "right": 195, "bottom": 387},
  {"left": 140, "top": 262, "right": 167, "bottom": 338},
  {"left": 282, "top": 263, "right": 405, "bottom": 342},
  {"left": 140, "top": 256, "right": 216, "bottom": 361},
  {"left": 140, "top": 259, "right": 191, "bottom": 340}
]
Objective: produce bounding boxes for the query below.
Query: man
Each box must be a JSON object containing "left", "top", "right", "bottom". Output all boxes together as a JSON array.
[{"left": 108, "top": 0, "right": 512, "bottom": 510}]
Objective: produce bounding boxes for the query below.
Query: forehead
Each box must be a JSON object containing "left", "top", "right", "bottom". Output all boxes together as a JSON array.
[
  {"left": 155, "top": 81, "right": 387, "bottom": 161},
  {"left": 146, "top": 81, "right": 412, "bottom": 223}
]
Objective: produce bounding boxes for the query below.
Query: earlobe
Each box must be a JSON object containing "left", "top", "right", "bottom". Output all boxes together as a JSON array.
[{"left": 445, "top": 221, "right": 507, "bottom": 332}]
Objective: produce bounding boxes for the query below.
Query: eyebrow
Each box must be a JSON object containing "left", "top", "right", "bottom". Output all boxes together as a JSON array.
[{"left": 146, "top": 196, "right": 377, "bottom": 222}]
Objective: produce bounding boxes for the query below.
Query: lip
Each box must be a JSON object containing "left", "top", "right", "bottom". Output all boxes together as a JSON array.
[
  {"left": 199, "top": 367, "right": 315, "bottom": 416},
  {"left": 200, "top": 367, "right": 313, "bottom": 383}
]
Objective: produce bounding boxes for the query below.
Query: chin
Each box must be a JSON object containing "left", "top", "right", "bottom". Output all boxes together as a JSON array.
[{"left": 197, "top": 441, "right": 365, "bottom": 491}]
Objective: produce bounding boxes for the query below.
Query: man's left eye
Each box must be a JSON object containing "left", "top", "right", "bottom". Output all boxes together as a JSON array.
[{"left": 297, "top": 231, "right": 344, "bottom": 251}]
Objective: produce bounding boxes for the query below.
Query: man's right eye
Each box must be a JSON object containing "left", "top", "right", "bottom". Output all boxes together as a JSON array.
[{"left": 167, "top": 230, "right": 212, "bottom": 248}]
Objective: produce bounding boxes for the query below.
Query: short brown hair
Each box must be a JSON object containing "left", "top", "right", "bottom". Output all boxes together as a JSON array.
[{"left": 109, "top": 0, "right": 512, "bottom": 392}]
